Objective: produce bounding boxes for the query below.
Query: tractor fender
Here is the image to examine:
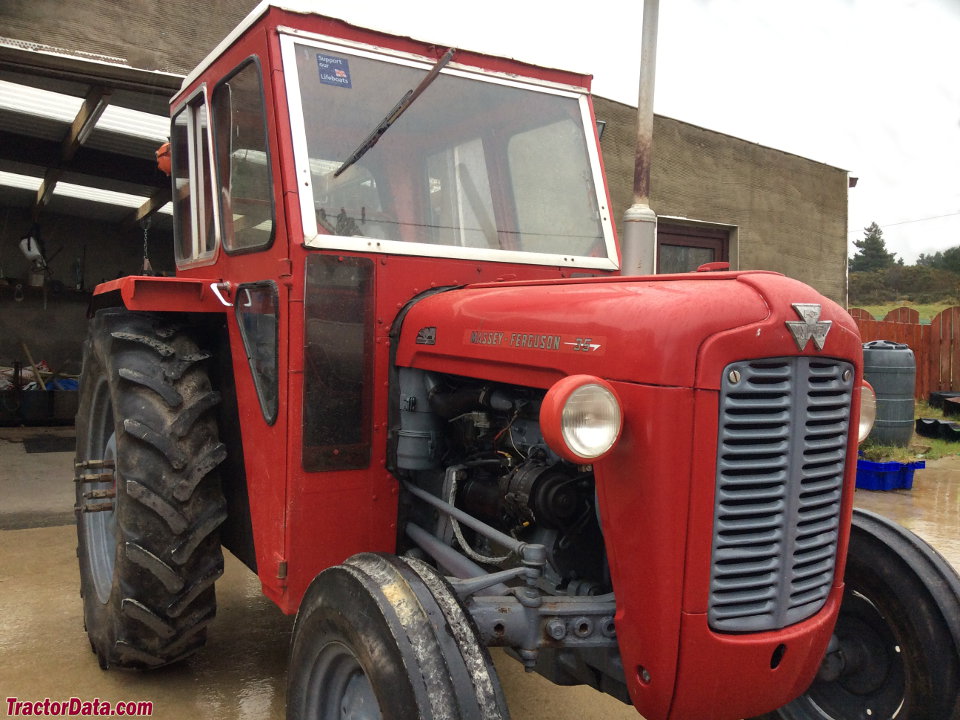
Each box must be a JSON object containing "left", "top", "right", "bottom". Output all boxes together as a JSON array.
[{"left": 89, "top": 275, "right": 230, "bottom": 316}]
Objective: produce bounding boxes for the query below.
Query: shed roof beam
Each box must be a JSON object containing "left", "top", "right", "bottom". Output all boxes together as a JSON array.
[
  {"left": 64, "top": 86, "right": 111, "bottom": 159},
  {"left": 33, "top": 86, "right": 111, "bottom": 219},
  {"left": 0, "top": 130, "right": 165, "bottom": 189},
  {"left": 127, "top": 186, "right": 172, "bottom": 227}
]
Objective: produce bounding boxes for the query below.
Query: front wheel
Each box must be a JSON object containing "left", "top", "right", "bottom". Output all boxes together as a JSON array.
[
  {"left": 757, "top": 509, "right": 960, "bottom": 719},
  {"left": 287, "top": 553, "right": 510, "bottom": 720}
]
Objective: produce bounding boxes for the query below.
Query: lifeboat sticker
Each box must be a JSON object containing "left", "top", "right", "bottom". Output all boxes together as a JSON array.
[
  {"left": 316, "top": 53, "right": 352, "bottom": 89},
  {"left": 465, "top": 330, "right": 605, "bottom": 355}
]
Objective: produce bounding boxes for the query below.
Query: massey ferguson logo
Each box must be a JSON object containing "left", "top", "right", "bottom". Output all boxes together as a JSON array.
[
  {"left": 415, "top": 327, "right": 437, "bottom": 345},
  {"left": 786, "top": 303, "right": 831, "bottom": 351}
]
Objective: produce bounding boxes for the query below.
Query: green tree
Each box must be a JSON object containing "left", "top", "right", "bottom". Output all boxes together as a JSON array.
[
  {"left": 917, "top": 251, "right": 942, "bottom": 267},
  {"left": 917, "top": 246, "right": 960, "bottom": 273},
  {"left": 850, "top": 222, "right": 897, "bottom": 272},
  {"left": 848, "top": 265, "right": 960, "bottom": 305}
]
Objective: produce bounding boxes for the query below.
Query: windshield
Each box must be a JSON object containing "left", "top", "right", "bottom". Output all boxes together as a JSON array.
[{"left": 283, "top": 37, "right": 615, "bottom": 267}]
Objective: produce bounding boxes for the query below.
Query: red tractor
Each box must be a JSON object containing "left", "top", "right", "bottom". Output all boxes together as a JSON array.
[{"left": 73, "top": 4, "right": 960, "bottom": 719}]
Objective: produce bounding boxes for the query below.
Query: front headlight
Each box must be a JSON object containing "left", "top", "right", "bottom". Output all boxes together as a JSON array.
[
  {"left": 540, "top": 375, "right": 622, "bottom": 462},
  {"left": 858, "top": 381, "right": 877, "bottom": 443}
]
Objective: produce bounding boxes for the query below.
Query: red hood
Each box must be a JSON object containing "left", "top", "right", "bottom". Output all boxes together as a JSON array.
[{"left": 394, "top": 271, "right": 859, "bottom": 389}]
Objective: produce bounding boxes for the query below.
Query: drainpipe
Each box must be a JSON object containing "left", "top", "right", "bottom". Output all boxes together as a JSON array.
[{"left": 620, "top": 0, "right": 659, "bottom": 276}]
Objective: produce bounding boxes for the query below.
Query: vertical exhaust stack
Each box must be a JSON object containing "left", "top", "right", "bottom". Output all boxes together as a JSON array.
[{"left": 620, "top": 0, "right": 659, "bottom": 276}]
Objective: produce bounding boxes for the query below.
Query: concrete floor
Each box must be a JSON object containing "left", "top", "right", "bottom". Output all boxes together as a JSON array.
[{"left": 1, "top": 426, "right": 958, "bottom": 720}]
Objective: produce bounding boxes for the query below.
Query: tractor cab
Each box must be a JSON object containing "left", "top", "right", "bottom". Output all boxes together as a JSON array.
[{"left": 166, "top": 7, "right": 617, "bottom": 275}]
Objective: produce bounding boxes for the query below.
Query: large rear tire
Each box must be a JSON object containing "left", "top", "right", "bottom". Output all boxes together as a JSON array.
[
  {"left": 287, "top": 553, "right": 510, "bottom": 720},
  {"left": 75, "top": 309, "right": 227, "bottom": 669},
  {"left": 755, "top": 508, "right": 960, "bottom": 719}
]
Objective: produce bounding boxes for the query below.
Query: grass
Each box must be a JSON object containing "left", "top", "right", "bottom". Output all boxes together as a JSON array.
[
  {"left": 853, "top": 301, "right": 957, "bottom": 323},
  {"left": 859, "top": 438, "right": 955, "bottom": 462},
  {"left": 859, "top": 400, "right": 958, "bottom": 462}
]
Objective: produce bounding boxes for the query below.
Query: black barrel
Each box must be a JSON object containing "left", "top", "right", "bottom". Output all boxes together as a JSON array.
[{"left": 862, "top": 340, "right": 916, "bottom": 446}]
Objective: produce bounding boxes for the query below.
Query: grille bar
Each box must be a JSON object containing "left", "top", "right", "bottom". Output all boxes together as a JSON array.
[{"left": 709, "top": 358, "right": 853, "bottom": 633}]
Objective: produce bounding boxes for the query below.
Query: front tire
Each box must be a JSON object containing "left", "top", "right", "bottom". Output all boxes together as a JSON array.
[
  {"left": 76, "top": 309, "right": 227, "bottom": 669},
  {"left": 287, "top": 553, "right": 510, "bottom": 720},
  {"left": 757, "top": 509, "right": 960, "bottom": 719}
]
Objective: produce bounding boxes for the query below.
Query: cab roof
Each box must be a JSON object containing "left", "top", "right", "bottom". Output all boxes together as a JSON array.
[{"left": 178, "top": 1, "right": 592, "bottom": 103}]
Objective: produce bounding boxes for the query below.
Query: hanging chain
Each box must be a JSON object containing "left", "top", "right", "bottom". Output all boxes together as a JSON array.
[
  {"left": 141, "top": 217, "right": 153, "bottom": 274},
  {"left": 142, "top": 217, "right": 151, "bottom": 257}
]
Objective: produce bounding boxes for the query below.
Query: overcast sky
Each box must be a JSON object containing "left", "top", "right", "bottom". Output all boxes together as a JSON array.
[{"left": 315, "top": 0, "right": 960, "bottom": 265}]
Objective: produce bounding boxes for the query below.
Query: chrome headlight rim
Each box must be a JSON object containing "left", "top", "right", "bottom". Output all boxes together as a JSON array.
[{"left": 858, "top": 381, "right": 877, "bottom": 443}]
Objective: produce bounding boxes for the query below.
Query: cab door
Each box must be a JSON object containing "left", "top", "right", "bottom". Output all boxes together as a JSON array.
[{"left": 204, "top": 51, "right": 289, "bottom": 602}]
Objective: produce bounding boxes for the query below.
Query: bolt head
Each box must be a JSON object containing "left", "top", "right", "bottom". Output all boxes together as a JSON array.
[
  {"left": 572, "top": 616, "right": 593, "bottom": 638},
  {"left": 545, "top": 618, "right": 566, "bottom": 640},
  {"left": 728, "top": 369, "right": 742, "bottom": 384},
  {"left": 600, "top": 615, "right": 617, "bottom": 638}
]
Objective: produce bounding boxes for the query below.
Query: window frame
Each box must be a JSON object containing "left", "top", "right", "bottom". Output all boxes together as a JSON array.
[
  {"left": 301, "top": 255, "right": 375, "bottom": 472},
  {"left": 279, "top": 30, "right": 618, "bottom": 271},
  {"left": 211, "top": 56, "right": 277, "bottom": 255},
  {"left": 234, "top": 280, "right": 280, "bottom": 425},
  {"left": 171, "top": 84, "right": 221, "bottom": 268},
  {"left": 656, "top": 223, "right": 730, "bottom": 274}
]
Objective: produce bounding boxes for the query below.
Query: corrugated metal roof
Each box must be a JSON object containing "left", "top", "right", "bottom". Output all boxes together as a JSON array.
[
  {"left": 0, "top": 170, "right": 40, "bottom": 192},
  {"left": 0, "top": 169, "right": 171, "bottom": 215},
  {"left": 0, "top": 73, "right": 172, "bottom": 221},
  {"left": 0, "top": 79, "right": 167, "bottom": 147}
]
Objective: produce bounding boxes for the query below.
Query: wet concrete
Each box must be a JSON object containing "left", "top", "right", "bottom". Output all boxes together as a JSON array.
[
  {"left": 852, "top": 458, "right": 960, "bottom": 570},
  {"left": 0, "top": 426, "right": 76, "bottom": 529},
  {"left": 0, "top": 524, "right": 291, "bottom": 719},
  {"left": 1, "top": 426, "right": 958, "bottom": 719}
]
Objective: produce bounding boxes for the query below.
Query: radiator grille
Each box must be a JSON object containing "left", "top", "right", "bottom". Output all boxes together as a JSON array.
[{"left": 709, "top": 357, "right": 853, "bottom": 633}]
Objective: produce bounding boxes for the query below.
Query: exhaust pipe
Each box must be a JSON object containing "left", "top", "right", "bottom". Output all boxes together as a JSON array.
[{"left": 620, "top": 0, "right": 659, "bottom": 276}]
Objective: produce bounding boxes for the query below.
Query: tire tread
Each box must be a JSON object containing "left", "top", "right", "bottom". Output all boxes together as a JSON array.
[{"left": 76, "top": 310, "right": 226, "bottom": 670}]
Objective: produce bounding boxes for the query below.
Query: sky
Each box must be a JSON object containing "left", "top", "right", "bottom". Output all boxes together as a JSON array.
[{"left": 312, "top": 0, "right": 960, "bottom": 265}]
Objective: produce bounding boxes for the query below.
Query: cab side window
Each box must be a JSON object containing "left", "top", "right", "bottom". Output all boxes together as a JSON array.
[
  {"left": 212, "top": 59, "right": 275, "bottom": 252},
  {"left": 172, "top": 93, "right": 217, "bottom": 263}
]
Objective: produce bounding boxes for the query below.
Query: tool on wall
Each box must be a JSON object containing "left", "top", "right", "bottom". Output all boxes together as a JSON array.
[
  {"left": 72, "top": 255, "right": 83, "bottom": 291},
  {"left": 19, "top": 223, "right": 47, "bottom": 287}
]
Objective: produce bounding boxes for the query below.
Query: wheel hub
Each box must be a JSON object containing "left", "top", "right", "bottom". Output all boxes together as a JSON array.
[
  {"left": 805, "top": 592, "right": 906, "bottom": 719},
  {"left": 309, "top": 641, "right": 382, "bottom": 720},
  {"left": 340, "top": 668, "right": 379, "bottom": 720},
  {"left": 82, "top": 426, "right": 118, "bottom": 606}
]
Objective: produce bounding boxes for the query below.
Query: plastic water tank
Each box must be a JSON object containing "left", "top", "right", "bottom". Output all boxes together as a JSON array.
[{"left": 862, "top": 340, "right": 916, "bottom": 447}]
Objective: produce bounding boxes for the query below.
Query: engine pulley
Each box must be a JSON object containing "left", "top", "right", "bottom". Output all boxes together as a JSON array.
[{"left": 502, "top": 462, "right": 580, "bottom": 530}]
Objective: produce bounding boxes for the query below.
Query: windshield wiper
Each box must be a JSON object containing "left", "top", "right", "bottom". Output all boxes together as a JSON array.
[{"left": 334, "top": 47, "right": 456, "bottom": 178}]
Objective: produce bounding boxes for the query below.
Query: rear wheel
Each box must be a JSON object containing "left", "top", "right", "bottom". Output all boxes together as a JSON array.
[
  {"left": 287, "top": 553, "right": 510, "bottom": 720},
  {"left": 757, "top": 508, "right": 960, "bottom": 719},
  {"left": 76, "top": 309, "right": 227, "bottom": 669}
]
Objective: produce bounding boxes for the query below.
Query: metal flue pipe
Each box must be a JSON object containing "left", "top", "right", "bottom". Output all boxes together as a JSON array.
[{"left": 620, "top": 0, "right": 659, "bottom": 276}]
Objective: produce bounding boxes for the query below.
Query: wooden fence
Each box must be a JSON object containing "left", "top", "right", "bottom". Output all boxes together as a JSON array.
[{"left": 848, "top": 306, "right": 960, "bottom": 400}]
